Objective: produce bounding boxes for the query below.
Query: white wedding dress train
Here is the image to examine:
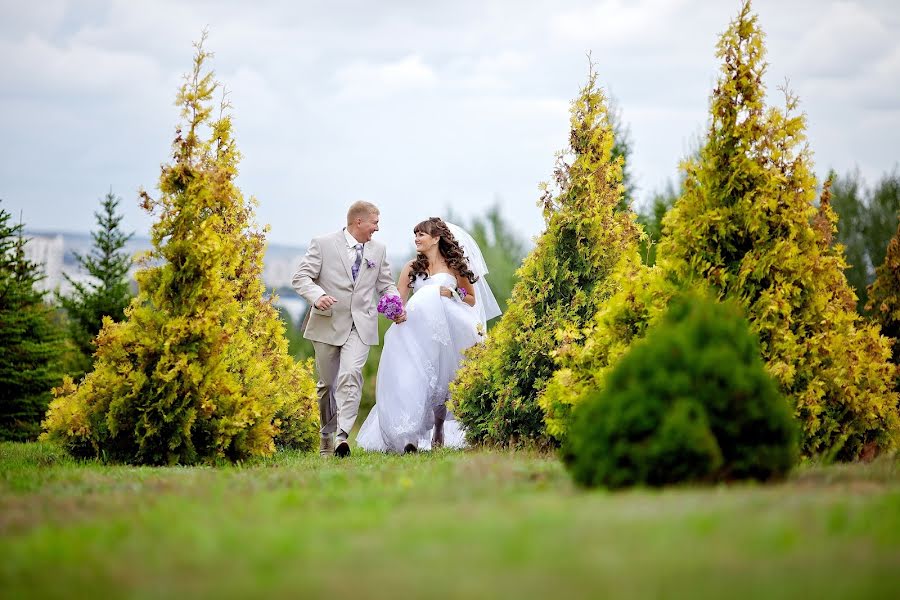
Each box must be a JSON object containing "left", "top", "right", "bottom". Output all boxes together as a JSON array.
[{"left": 356, "top": 272, "right": 482, "bottom": 453}]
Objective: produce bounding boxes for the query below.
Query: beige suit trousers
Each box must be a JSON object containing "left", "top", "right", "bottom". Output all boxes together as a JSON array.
[{"left": 313, "top": 326, "right": 370, "bottom": 440}]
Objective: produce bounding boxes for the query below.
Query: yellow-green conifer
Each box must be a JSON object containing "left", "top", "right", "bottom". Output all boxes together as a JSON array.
[
  {"left": 543, "top": 1, "right": 899, "bottom": 459},
  {"left": 450, "top": 63, "right": 643, "bottom": 446},
  {"left": 42, "top": 36, "right": 318, "bottom": 464}
]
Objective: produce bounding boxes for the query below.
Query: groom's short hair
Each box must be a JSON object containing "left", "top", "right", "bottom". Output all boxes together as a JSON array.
[{"left": 347, "top": 201, "right": 379, "bottom": 225}]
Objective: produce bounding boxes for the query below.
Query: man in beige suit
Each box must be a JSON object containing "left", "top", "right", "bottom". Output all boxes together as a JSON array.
[{"left": 292, "top": 201, "right": 404, "bottom": 457}]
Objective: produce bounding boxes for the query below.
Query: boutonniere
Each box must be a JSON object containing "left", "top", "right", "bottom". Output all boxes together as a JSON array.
[{"left": 365, "top": 258, "right": 376, "bottom": 269}]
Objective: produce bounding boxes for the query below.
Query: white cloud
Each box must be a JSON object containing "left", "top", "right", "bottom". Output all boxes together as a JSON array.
[
  {"left": 0, "top": 0, "right": 898, "bottom": 251},
  {"left": 334, "top": 55, "right": 439, "bottom": 100},
  {"left": 550, "top": 0, "right": 693, "bottom": 48},
  {"left": 788, "top": 1, "right": 893, "bottom": 78},
  {"left": 0, "top": 34, "right": 165, "bottom": 95}
]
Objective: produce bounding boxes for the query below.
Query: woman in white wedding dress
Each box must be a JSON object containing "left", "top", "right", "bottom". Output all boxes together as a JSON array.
[{"left": 356, "top": 217, "right": 501, "bottom": 453}]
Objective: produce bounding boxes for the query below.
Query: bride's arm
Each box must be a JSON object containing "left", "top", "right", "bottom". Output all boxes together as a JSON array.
[
  {"left": 397, "top": 261, "right": 413, "bottom": 303},
  {"left": 454, "top": 272, "right": 476, "bottom": 307}
]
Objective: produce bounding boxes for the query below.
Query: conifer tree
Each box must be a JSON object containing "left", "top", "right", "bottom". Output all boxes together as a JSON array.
[
  {"left": 542, "top": 0, "right": 899, "bottom": 459},
  {"left": 56, "top": 189, "right": 133, "bottom": 378},
  {"left": 867, "top": 216, "right": 900, "bottom": 368},
  {"left": 0, "top": 202, "right": 65, "bottom": 441},
  {"left": 43, "top": 36, "right": 318, "bottom": 464},
  {"left": 830, "top": 168, "right": 900, "bottom": 313},
  {"left": 450, "top": 63, "right": 643, "bottom": 446},
  {"left": 830, "top": 169, "right": 870, "bottom": 312}
]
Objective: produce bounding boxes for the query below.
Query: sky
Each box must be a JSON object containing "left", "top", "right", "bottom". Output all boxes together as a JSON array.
[{"left": 1, "top": 0, "right": 898, "bottom": 253}]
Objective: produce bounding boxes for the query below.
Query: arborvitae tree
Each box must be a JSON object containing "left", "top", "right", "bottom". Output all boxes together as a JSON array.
[
  {"left": 56, "top": 189, "right": 133, "bottom": 378},
  {"left": 867, "top": 216, "right": 900, "bottom": 368},
  {"left": 449, "top": 63, "right": 643, "bottom": 446},
  {"left": 0, "top": 202, "right": 66, "bottom": 441},
  {"left": 542, "top": 0, "right": 899, "bottom": 459},
  {"left": 43, "top": 36, "right": 318, "bottom": 464}
]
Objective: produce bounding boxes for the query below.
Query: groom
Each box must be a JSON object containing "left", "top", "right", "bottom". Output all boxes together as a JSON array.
[{"left": 292, "top": 201, "right": 404, "bottom": 457}]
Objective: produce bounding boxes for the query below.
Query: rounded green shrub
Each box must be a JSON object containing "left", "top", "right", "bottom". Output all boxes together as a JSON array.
[{"left": 564, "top": 292, "right": 798, "bottom": 488}]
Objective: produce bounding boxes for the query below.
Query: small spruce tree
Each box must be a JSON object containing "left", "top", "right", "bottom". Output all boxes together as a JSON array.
[
  {"left": 42, "top": 35, "right": 318, "bottom": 464},
  {"left": 449, "top": 62, "right": 643, "bottom": 446},
  {"left": 0, "top": 202, "right": 66, "bottom": 441},
  {"left": 56, "top": 189, "right": 133, "bottom": 378}
]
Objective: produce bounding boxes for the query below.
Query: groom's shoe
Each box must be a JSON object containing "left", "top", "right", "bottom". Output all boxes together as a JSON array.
[
  {"left": 335, "top": 440, "right": 351, "bottom": 458},
  {"left": 403, "top": 443, "right": 418, "bottom": 454},
  {"left": 319, "top": 434, "right": 335, "bottom": 457}
]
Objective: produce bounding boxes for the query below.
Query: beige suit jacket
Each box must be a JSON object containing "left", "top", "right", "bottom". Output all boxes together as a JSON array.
[{"left": 291, "top": 230, "right": 399, "bottom": 346}]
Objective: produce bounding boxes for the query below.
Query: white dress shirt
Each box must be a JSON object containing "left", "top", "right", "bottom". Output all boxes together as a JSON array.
[{"left": 343, "top": 228, "right": 364, "bottom": 264}]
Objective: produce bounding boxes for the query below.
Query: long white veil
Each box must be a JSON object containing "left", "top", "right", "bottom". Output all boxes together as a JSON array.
[{"left": 446, "top": 222, "right": 502, "bottom": 327}]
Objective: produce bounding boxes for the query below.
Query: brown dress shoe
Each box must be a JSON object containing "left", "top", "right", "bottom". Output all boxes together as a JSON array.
[
  {"left": 319, "top": 434, "right": 335, "bottom": 457},
  {"left": 335, "top": 440, "right": 351, "bottom": 457}
]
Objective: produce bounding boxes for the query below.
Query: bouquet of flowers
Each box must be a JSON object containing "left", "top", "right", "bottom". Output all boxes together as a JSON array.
[
  {"left": 377, "top": 294, "right": 404, "bottom": 320},
  {"left": 449, "top": 287, "right": 468, "bottom": 302}
]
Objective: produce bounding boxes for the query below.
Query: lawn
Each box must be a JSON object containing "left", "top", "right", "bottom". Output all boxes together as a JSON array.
[{"left": 1, "top": 442, "right": 898, "bottom": 599}]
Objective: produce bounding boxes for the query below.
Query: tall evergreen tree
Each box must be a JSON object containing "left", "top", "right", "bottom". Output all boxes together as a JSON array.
[
  {"left": 867, "top": 169, "right": 900, "bottom": 283},
  {"left": 0, "top": 202, "right": 65, "bottom": 441},
  {"left": 450, "top": 63, "right": 643, "bottom": 446},
  {"left": 830, "top": 169, "right": 870, "bottom": 311},
  {"left": 867, "top": 215, "right": 900, "bottom": 368},
  {"left": 542, "top": 0, "right": 899, "bottom": 459},
  {"left": 56, "top": 189, "right": 133, "bottom": 378},
  {"left": 831, "top": 168, "right": 900, "bottom": 312},
  {"left": 43, "top": 36, "right": 318, "bottom": 464}
]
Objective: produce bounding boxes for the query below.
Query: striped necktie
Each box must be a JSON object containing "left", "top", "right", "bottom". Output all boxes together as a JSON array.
[{"left": 351, "top": 244, "right": 363, "bottom": 280}]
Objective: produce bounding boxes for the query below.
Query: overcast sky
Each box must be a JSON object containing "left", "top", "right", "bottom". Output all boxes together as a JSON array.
[{"left": 2, "top": 0, "right": 898, "bottom": 253}]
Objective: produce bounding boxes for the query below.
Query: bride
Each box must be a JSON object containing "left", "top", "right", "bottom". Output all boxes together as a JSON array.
[{"left": 356, "top": 217, "right": 501, "bottom": 453}]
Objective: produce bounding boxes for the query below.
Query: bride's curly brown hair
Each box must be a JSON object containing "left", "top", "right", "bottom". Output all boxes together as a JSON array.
[{"left": 409, "top": 217, "right": 479, "bottom": 287}]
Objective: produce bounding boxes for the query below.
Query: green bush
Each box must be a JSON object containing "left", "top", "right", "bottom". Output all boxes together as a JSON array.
[{"left": 564, "top": 292, "right": 798, "bottom": 489}]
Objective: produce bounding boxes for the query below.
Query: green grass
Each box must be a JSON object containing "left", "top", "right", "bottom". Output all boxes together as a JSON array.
[{"left": 2, "top": 442, "right": 899, "bottom": 599}]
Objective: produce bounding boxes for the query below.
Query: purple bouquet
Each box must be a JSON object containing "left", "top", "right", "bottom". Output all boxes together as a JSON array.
[{"left": 377, "top": 294, "right": 404, "bottom": 320}]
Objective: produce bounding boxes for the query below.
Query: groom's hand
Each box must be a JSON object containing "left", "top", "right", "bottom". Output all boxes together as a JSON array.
[{"left": 315, "top": 295, "right": 337, "bottom": 310}]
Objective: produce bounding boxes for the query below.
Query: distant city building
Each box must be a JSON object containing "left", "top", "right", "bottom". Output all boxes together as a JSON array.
[
  {"left": 22, "top": 234, "right": 65, "bottom": 294},
  {"left": 23, "top": 231, "right": 308, "bottom": 304}
]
